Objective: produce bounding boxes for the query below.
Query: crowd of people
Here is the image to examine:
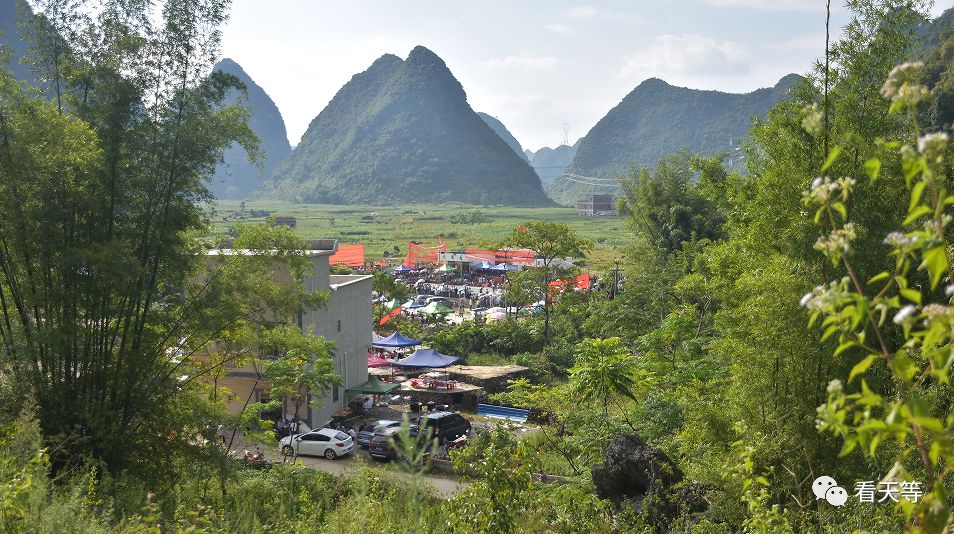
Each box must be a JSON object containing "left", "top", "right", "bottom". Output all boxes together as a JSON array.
[{"left": 395, "top": 271, "right": 509, "bottom": 309}]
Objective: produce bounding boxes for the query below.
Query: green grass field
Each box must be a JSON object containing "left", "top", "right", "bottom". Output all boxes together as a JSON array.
[{"left": 206, "top": 201, "right": 631, "bottom": 271}]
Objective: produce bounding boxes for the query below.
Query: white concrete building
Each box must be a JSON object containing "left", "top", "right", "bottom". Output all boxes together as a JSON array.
[{"left": 209, "top": 239, "right": 372, "bottom": 428}]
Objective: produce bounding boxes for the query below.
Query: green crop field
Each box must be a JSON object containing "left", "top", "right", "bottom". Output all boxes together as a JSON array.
[{"left": 205, "top": 200, "right": 631, "bottom": 271}]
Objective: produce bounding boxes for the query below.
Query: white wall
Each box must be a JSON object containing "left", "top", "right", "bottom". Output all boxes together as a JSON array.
[{"left": 301, "top": 267, "right": 372, "bottom": 427}]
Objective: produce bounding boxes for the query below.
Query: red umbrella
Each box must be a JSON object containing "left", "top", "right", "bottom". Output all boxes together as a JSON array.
[{"left": 367, "top": 354, "right": 393, "bottom": 368}]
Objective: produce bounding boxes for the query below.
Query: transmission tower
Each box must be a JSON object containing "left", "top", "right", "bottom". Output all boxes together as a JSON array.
[{"left": 562, "top": 123, "right": 570, "bottom": 146}]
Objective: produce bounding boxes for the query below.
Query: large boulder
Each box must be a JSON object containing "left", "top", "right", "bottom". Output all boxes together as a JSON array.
[
  {"left": 592, "top": 434, "right": 683, "bottom": 504},
  {"left": 591, "top": 434, "right": 707, "bottom": 531}
]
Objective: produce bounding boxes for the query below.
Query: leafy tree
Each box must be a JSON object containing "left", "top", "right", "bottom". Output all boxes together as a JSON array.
[
  {"left": 503, "top": 221, "right": 591, "bottom": 345},
  {"left": 568, "top": 337, "right": 649, "bottom": 418},
  {"left": 0, "top": 0, "right": 268, "bottom": 475},
  {"left": 371, "top": 270, "right": 408, "bottom": 303},
  {"left": 809, "top": 60, "right": 954, "bottom": 530},
  {"left": 502, "top": 269, "right": 541, "bottom": 318},
  {"left": 617, "top": 149, "right": 727, "bottom": 255}
]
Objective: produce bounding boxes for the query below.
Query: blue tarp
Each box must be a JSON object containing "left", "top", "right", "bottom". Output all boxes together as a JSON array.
[
  {"left": 395, "top": 348, "right": 460, "bottom": 368},
  {"left": 372, "top": 332, "right": 421, "bottom": 348},
  {"left": 401, "top": 299, "right": 423, "bottom": 309}
]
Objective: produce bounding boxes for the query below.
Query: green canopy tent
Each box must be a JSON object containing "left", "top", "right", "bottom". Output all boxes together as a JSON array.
[
  {"left": 419, "top": 301, "right": 453, "bottom": 316},
  {"left": 346, "top": 375, "right": 401, "bottom": 395},
  {"left": 435, "top": 262, "right": 456, "bottom": 273}
]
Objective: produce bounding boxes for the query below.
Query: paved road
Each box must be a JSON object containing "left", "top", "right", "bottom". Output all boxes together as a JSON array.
[{"left": 234, "top": 441, "right": 466, "bottom": 498}]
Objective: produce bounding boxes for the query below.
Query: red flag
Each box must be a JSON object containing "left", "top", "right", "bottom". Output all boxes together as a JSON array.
[{"left": 379, "top": 306, "right": 402, "bottom": 325}]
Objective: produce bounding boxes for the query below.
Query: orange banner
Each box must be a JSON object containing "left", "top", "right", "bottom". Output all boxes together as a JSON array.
[
  {"left": 379, "top": 306, "right": 403, "bottom": 325},
  {"left": 404, "top": 240, "right": 446, "bottom": 267},
  {"left": 330, "top": 244, "right": 365, "bottom": 267},
  {"left": 548, "top": 274, "right": 592, "bottom": 292}
]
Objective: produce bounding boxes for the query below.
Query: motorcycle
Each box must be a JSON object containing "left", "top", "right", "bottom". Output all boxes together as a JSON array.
[
  {"left": 437, "top": 434, "right": 468, "bottom": 459},
  {"left": 242, "top": 449, "right": 270, "bottom": 469}
]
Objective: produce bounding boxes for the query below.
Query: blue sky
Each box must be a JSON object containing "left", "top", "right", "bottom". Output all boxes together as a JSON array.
[{"left": 221, "top": 1, "right": 950, "bottom": 151}]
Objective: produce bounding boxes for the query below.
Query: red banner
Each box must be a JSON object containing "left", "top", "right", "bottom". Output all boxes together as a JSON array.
[
  {"left": 330, "top": 244, "right": 365, "bottom": 267},
  {"left": 464, "top": 248, "right": 536, "bottom": 264},
  {"left": 404, "top": 240, "right": 446, "bottom": 267},
  {"left": 379, "top": 306, "right": 403, "bottom": 325},
  {"left": 548, "top": 274, "right": 592, "bottom": 293}
]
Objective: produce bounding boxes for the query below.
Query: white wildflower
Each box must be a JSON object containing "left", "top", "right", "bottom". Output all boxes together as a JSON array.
[
  {"left": 827, "top": 379, "right": 843, "bottom": 395},
  {"left": 889, "top": 62, "right": 925, "bottom": 80},
  {"left": 882, "top": 62, "right": 925, "bottom": 102},
  {"left": 893, "top": 305, "right": 918, "bottom": 325},
  {"left": 800, "top": 291, "right": 814, "bottom": 307},
  {"left": 922, "top": 303, "right": 952, "bottom": 321},
  {"left": 918, "top": 132, "right": 949, "bottom": 162},
  {"left": 883, "top": 231, "right": 919, "bottom": 252},
  {"left": 814, "top": 223, "right": 858, "bottom": 258},
  {"left": 805, "top": 176, "right": 841, "bottom": 205},
  {"left": 802, "top": 103, "right": 824, "bottom": 136},
  {"left": 799, "top": 278, "right": 850, "bottom": 312}
]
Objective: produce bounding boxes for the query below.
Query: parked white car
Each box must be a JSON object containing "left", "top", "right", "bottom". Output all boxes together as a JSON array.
[{"left": 279, "top": 428, "right": 353, "bottom": 459}]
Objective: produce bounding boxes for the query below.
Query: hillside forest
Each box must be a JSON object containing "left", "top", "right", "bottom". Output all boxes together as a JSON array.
[{"left": 2, "top": 1, "right": 954, "bottom": 534}]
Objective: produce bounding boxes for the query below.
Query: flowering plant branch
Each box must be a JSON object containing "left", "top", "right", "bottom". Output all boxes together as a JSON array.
[{"left": 805, "top": 62, "right": 954, "bottom": 530}]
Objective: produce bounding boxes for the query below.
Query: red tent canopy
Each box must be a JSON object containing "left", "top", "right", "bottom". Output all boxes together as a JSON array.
[
  {"left": 548, "top": 274, "right": 592, "bottom": 292},
  {"left": 330, "top": 244, "right": 365, "bottom": 267},
  {"left": 367, "top": 354, "right": 393, "bottom": 367}
]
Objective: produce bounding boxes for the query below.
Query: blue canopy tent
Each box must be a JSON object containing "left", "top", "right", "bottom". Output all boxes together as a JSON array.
[
  {"left": 371, "top": 332, "right": 388, "bottom": 345},
  {"left": 392, "top": 265, "right": 416, "bottom": 273},
  {"left": 475, "top": 261, "right": 495, "bottom": 270},
  {"left": 494, "top": 262, "right": 520, "bottom": 271},
  {"left": 372, "top": 332, "right": 422, "bottom": 349},
  {"left": 395, "top": 348, "right": 460, "bottom": 368},
  {"left": 401, "top": 299, "right": 423, "bottom": 310}
]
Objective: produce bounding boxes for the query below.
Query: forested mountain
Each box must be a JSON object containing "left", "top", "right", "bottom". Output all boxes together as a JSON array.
[
  {"left": 477, "top": 112, "right": 529, "bottom": 162},
  {"left": 210, "top": 59, "right": 291, "bottom": 199},
  {"left": 0, "top": 0, "right": 34, "bottom": 82},
  {"left": 265, "top": 46, "right": 552, "bottom": 206},
  {"left": 526, "top": 141, "right": 579, "bottom": 185},
  {"left": 546, "top": 74, "right": 800, "bottom": 205},
  {"left": 916, "top": 4, "right": 954, "bottom": 52}
]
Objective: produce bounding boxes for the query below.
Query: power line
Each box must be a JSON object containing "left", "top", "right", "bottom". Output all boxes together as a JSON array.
[
  {"left": 562, "top": 172, "right": 618, "bottom": 184},
  {"left": 558, "top": 173, "right": 619, "bottom": 187}
]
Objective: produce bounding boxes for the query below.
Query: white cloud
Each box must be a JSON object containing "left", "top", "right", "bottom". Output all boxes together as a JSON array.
[
  {"left": 568, "top": 5, "right": 628, "bottom": 19},
  {"left": 568, "top": 6, "right": 598, "bottom": 18},
  {"left": 546, "top": 24, "right": 576, "bottom": 35},
  {"left": 772, "top": 33, "right": 826, "bottom": 51},
  {"left": 619, "top": 34, "right": 750, "bottom": 83},
  {"left": 705, "top": 0, "right": 826, "bottom": 12},
  {"left": 482, "top": 55, "right": 558, "bottom": 72}
]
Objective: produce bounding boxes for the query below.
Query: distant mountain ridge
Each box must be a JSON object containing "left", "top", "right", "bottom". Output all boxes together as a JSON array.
[
  {"left": 0, "top": 0, "right": 35, "bottom": 82},
  {"left": 265, "top": 46, "right": 552, "bottom": 206},
  {"left": 478, "top": 112, "right": 529, "bottom": 162},
  {"left": 546, "top": 74, "right": 801, "bottom": 205},
  {"left": 527, "top": 141, "right": 580, "bottom": 185},
  {"left": 211, "top": 58, "right": 291, "bottom": 200}
]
